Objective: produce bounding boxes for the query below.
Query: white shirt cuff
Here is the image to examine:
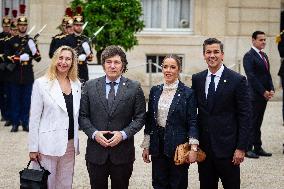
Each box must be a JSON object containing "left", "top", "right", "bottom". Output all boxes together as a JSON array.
[{"left": 120, "top": 131, "right": 127, "bottom": 140}]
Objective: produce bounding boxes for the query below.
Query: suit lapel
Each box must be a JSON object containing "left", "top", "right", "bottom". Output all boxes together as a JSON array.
[
  {"left": 250, "top": 48, "right": 268, "bottom": 72},
  {"left": 209, "top": 67, "right": 228, "bottom": 112},
  {"left": 71, "top": 80, "right": 81, "bottom": 115},
  {"left": 167, "top": 82, "right": 184, "bottom": 119},
  {"left": 153, "top": 85, "right": 163, "bottom": 120},
  {"left": 200, "top": 71, "right": 207, "bottom": 105},
  {"left": 109, "top": 76, "right": 127, "bottom": 116},
  {"left": 96, "top": 77, "right": 109, "bottom": 115},
  {"left": 47, "top": 79, "right": 67, "bottom": 112}
]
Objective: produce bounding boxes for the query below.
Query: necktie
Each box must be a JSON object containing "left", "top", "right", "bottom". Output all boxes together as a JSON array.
[
  {"left": 207, "top": 74, "right": 216, "bottom": 110},
  {"left": 108, "top": 82, "right": 116, "bottom": 109},
  {"left": 259, "top": 51, "right": 269, "bottom": 70}
]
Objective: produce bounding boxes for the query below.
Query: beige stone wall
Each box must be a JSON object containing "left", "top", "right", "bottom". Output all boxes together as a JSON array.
[{"left": 2, "top": 0, "right": 281, "bottom": 98}]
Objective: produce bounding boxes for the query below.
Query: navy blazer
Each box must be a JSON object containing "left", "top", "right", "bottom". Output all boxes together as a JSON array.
[
  {"left": 243, "top": 48, "right": 274, "bottom": 101},
  {"left": 192, "top": 66, "right": 251, "bottom": 158},
  {"left": 144, "top": 81, "right": 198, "bottom": 158}
]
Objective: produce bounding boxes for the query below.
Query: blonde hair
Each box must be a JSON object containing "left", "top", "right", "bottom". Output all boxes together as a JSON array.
[{"left": 46, "top": 46, "right": 78, "bottom": 81}]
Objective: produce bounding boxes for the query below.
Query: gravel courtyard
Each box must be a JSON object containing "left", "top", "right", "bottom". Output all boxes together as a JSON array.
[{"left": 0, "top": 101, "right": 283, "bottom": 189}]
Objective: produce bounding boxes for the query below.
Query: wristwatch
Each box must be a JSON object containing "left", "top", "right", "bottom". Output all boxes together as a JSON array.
[{"left": 191, "top": 146, "right": 198, "bottom": 152}]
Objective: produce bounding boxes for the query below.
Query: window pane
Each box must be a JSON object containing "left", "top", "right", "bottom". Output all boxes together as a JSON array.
[
  {"left": 141, "top": 0, "right": 162, "bottom": 28},
  {"left": 167, "top": 0, "right": 190, "bottom": 28}
]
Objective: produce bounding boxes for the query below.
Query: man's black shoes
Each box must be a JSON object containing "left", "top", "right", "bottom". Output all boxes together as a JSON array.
[{"left": 253, "top": 148, "right": 272, "bottom": 157}]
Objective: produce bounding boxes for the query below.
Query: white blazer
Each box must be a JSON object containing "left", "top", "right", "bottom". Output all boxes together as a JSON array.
[{"left": 28, "top": 76, "right": 81, "bottom": 156}]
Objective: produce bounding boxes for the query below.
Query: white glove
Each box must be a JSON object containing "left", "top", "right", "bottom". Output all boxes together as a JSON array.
[
  {"left": 20, "top": 53, "right": 30, "bottom": 61},
  {"left": 78, "top": 54, "right": 87, "bottom": 61},
  {"left": 82, "top": 42, "right": 91, "bottom": 56},
  {"left": 28, "top": 39, "right": 37, "bottom": 55}
]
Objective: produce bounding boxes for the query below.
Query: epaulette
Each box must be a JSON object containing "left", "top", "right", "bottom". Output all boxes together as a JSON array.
[
  {"left": 54, "top": 34, "right": 67, "bottom": 39},
  {"left": 4, "top": 36, "right": 14, "bottom": 41},
  {"left": 276, "top": 30, "right": 284, "bottom": 44}
]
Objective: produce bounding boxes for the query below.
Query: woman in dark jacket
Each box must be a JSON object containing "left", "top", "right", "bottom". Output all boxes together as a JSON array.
[{"left": 141, "top": 54, "right": 199, "bottom": 189}]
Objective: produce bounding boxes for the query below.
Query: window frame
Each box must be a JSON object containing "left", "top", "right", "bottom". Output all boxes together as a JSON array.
[{"left": 140, "top": 0, "right": 194, "bottom": 34}]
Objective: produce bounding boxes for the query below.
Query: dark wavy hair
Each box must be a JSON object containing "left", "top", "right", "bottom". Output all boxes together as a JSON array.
[
  {"left": 203, "top": 38, "right": 224, "bottom": 54},
  {"left": 101, "top": 45, "right": 128, "bottom": 73}
]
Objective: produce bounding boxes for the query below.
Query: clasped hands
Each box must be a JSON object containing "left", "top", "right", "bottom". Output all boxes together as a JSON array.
[
  {"left": 95, "top": 131, "right": 123, "bottom": 148},
  {"left": 263, "top": 90, "right": 274, "bottom": 101}
]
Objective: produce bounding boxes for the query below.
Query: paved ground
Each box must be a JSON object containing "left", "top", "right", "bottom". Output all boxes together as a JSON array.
[{"left": 0, "top": 101, "right": 283, "bottom": 189}]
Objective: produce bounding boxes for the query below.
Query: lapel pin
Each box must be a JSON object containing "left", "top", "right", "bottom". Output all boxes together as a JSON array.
[
  {"left": 123, "top": 83, "right": 126, "bottom": 86},
  {"left": 178, "top": 94, "right": 180, "bottom": 96},
  {"left": 224, "top": 80, "right": 227, "bottom": 83}
]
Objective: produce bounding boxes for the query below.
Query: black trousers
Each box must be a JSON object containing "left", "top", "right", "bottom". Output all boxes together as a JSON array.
[
  {"left": 199, "top": 131, "right": 240, "bottom": 189},
  {"left": 248, "top": 100, "right": 267, "bottom": 150},
  {"left": 86, "top": 159, "right": 133, "bottom": 189},
  {"left": 152, "top": 127, "right": 189, "bottom": 189},
  {"left": 152, "top": 154, "right": 189, "bottom": 189}
]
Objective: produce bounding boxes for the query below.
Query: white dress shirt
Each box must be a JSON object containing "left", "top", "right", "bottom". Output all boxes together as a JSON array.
[{"left": 205, "top": 64, "right": 225, "bottom": 98}]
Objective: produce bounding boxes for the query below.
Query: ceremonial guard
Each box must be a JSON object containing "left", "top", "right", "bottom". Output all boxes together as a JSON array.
[
  {"left": 49, "top": 7, "right": 74, "bottom": 58},
  {"left": 0, "top": 8, "right": 11, "bottom": 125},
  {"left": 64, "top": 6, "right": 93, "bottom": 83},
  {"left": 4, "top": 5, "right": 41, "bottom": 132}
]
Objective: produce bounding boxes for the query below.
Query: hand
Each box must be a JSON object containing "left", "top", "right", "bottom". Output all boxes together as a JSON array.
[
  {"left": 268, "top": 90, "right": 275, "bottom": 99},
  {"left": 108, "top": 131, "right": 123, "bottom": 147},
  {"left": 29, "top": 152, "right": 41, "bottom": 161},
  {"left": 95, "top": 131, "right": 111, "bottom": 147},
  {"left": 232, "top": 149, "right": 245, "bottom": 165},
  {"left": 263, "top": 91, "right": 270, "bottom": 100},
  {"left": 142, "top": 148, "right": 151, "bottom": 163},
  {"left": 187, "top": 150, "right": 197, "bottom": 164}
]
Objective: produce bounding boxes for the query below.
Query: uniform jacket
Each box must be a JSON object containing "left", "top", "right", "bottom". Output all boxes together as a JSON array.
[
  {"left": 64, "top": 33, "right": 92, "bottom": 82},
  {"left": 28, "top": 76, "right": 81, "bottom": 156},
  {"left": 79, "top": 76, "right": 146, "bottom": 165},
  {"left": 144, "top": 81, "right": 199, "bottom": 158},
  {"left": 4, "top": 35, "right": 41, "bottom": 84},
  {"left": 192, "top": 66, "right": 251, "bottom": 158},
  {"left": 243, "top": 48, "right": 274, "bottom": 101}
]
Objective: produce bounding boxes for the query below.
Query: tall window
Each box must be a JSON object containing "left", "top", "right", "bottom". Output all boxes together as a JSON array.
[{"left": 141, "top": 0, "right": 192, "bottom": 32}]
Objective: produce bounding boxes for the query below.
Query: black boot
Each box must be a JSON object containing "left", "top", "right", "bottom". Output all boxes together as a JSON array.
[
  {"left": 4, "top": 121, "right": 12, "bottom": 127},
  {"left": 10, "top": 125, "right": 18, "bottom": 132},
  {"left": 22, "top": 125, "right": 29, "bottom": 132}
]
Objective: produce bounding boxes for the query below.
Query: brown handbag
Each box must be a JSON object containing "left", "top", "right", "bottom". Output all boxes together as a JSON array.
[{"left": 174, "top": 142, "right": 206, "bottom": 165}]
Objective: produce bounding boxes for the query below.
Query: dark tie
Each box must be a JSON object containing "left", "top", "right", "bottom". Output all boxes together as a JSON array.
[
  {"left": 207, "top": 74, "right": 216, "bottom": 110},
  {"left": 259, "top": 51, "right": 269, "bottom": 70},
  {"left": 107, "top": 82, "right": 116, "bottom": 109}
]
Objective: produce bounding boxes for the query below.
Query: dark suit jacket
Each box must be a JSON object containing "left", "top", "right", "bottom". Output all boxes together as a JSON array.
[
  {"left": 243, "top": 48, "right": 274, "bottom": 101},
  {"left": 192, "top": 66, "right": 251, "bottom": 158},
  {"left": 79, "top": 76, "right": 146, "bottom": 165},
  {"left": 144, "top": 81, "right": 199, "bottom": 158}
]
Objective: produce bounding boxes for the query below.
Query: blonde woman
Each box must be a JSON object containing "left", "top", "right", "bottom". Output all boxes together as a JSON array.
[{"left": 28, "top": 46, "right": 81, "bottom": 189}]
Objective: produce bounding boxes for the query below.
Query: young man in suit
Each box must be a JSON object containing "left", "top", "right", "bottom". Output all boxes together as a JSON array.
[
  {"left": 192, "top": 38, "right": 251, "bottom": 189},
  {"left": 243, "top": 31, "right": 274, "bottom": 158},
  {"left": 79, "top": 45, "right": 146, "bottom": 189}
]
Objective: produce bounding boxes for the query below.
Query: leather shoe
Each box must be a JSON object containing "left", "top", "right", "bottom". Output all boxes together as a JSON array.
[
  {"left": 254, "top": 148, "right": 272, "bottom": 157},
  {"left": 22, "top": 125, "right": 29, "bottom": 132},
  {"left": 245, "top": 151, "right": 259, "bottom": 158},
  {"left": 4, "top": 121, "right": 12, "bottom": 127},
  {"left": 10, "top": 125, "right": 18, "bottom": 132}
]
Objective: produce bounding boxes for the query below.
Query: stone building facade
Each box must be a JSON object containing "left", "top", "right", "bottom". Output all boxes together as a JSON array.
[{"left": 1, "top": 0, "right": 283, "bottom": 97}]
